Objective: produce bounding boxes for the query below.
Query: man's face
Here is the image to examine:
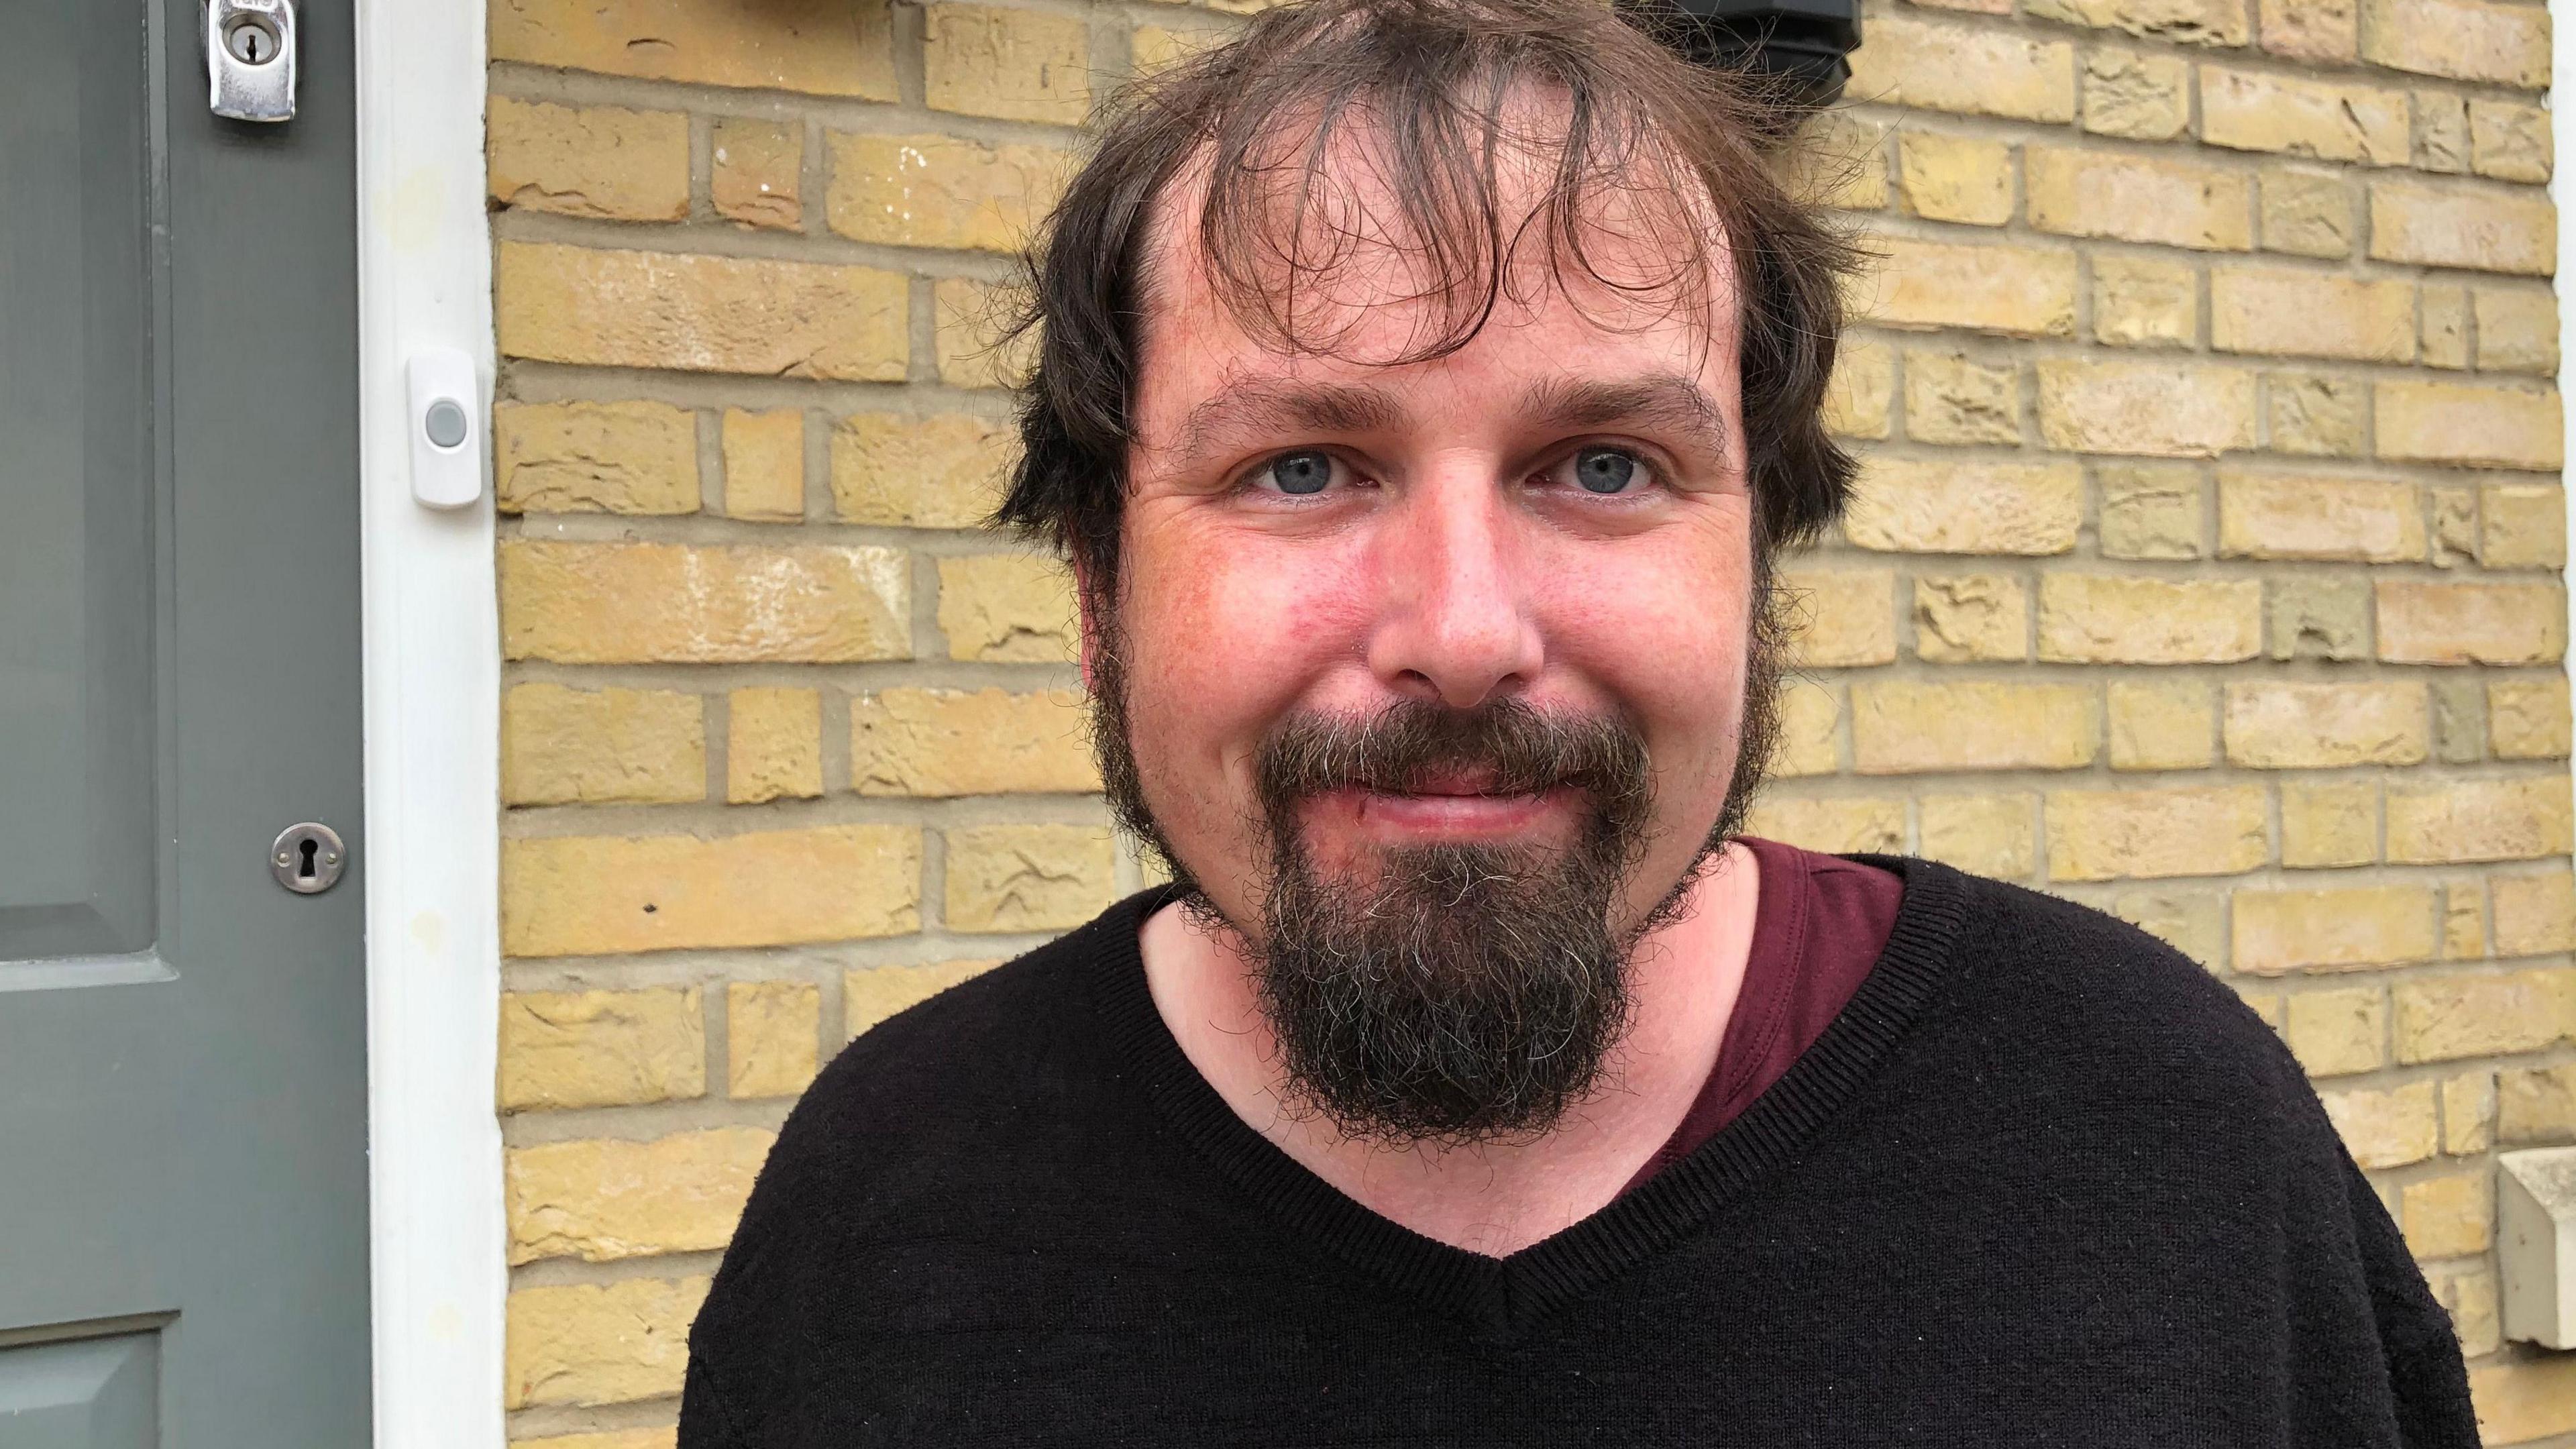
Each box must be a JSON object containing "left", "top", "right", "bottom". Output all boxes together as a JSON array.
[{"left": 1100, "top": 140, "right": 1762, "bottom": 1140}]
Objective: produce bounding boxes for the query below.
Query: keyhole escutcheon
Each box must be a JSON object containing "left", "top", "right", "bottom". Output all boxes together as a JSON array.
[{"left": 270, "top": 822, "right": 347, "bottom": 894}]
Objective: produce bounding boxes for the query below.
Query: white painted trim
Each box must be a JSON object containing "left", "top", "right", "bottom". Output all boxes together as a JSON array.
[{"left": 354, "top": 0, "right": 505, "bottom": 1444}]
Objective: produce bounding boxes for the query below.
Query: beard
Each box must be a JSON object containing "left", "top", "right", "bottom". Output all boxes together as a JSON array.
[{"left": 1085, "top": 577, "right": 1784, "bottom": 1146}]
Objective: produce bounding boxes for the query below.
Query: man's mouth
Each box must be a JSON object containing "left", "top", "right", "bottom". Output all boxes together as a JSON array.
[{"left": 1306, "top": 777, "right": 1582, "bottom": 843}]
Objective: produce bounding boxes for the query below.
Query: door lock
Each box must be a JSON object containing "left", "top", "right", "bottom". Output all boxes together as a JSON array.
[
  {"left": 270, "top": 822, "right": 347, "bottom": 894},
  {"left": 206, "top": 0, "right": 297, "bottom": 123}
]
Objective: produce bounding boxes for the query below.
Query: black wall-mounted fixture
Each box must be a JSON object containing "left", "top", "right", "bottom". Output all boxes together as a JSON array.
[{"left": 1621, "top": 0, "right": 1864, "bottom": 111}]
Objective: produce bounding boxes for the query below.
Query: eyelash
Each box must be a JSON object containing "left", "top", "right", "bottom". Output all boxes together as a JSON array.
[{"left": 1235, "top": 445, "right": 1669, "bottom": 502}]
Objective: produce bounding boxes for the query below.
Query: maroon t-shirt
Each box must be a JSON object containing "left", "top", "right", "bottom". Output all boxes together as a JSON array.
[{"left": 1620, "top": 837, "right": 1903, "bottom": 1195}]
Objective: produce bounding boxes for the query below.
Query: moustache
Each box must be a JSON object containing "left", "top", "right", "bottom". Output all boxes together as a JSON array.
[{"left": 1252, "top": 698, "right": 1654, "bottom": 821}]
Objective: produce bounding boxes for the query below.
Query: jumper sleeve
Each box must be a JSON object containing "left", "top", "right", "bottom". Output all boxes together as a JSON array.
[
  {"left": 678, "top": 1358, "right": 752, "bottom": 1449},
  {"left": 2341, "top": 1154, "right": 2481, "bottom": 1448}
]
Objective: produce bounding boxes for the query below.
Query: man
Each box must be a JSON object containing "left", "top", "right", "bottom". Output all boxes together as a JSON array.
[{"left": 682, "top": 0, "right": 2475, "bottom": 1440}]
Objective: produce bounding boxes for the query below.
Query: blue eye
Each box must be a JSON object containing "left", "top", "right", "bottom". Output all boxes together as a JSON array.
[
  {"left": 1269, "top": 451, "right": 1334, "bottom": 495},
  {"left": 1572, "top": 447, "right": 1638, "bottom": 494}
]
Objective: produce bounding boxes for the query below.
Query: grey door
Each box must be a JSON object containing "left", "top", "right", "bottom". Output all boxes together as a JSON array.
[{"left": 0, "top": 0, "right": 370, "bottom": 1442}]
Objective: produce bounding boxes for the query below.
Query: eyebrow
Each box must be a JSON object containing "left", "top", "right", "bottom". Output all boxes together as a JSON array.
[{"left": 1163, "top": 370, "right": 1731, "bottom": 474}]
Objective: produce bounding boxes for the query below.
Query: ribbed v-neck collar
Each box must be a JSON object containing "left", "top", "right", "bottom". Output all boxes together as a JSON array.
[{"left": 1090, "top": 855, "right": 1972, "bottom": 1339}]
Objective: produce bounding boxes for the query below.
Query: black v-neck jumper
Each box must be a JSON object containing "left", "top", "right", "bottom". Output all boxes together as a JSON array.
[{"left": 680, "top": 859, "right": 2477, "bottom": 1447}]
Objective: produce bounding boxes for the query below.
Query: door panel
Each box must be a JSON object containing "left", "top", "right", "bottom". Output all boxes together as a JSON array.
[{"left": 0, "top": 0, "right": 371, "bottom": 1440}]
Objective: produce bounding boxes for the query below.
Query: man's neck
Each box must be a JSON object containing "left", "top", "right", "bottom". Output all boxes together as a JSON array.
[{"left": 1138, "top": 843, "right": 1762, "bottom": 1257}]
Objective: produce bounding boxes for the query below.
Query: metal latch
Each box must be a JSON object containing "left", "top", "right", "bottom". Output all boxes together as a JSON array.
[{"left": 206, "top": 0, "right": 297, "bottom": 123}]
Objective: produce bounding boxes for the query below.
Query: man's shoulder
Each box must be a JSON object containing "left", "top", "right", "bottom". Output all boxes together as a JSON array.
[{"left": 1923, "top": 863, "right": 2304, "bottom": 1106}]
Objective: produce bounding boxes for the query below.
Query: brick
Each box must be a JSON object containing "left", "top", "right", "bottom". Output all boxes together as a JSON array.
[
  {"left": 727, "top": 687, "right": 822, "bottom": 804},
  {"left": 2380, "top": 379, "right": 2563, "bottom": 470},
  {"left": 2045, "top": 785, "right": 2268, "bottom": 881},
  {"left": 2430, "top": 1263, "right": 2502, "bottom": 1354},
  {"left": 947, "top": 824, "right": 1118, "bottom": 932},
  {"left": 500, "top": 541, "right": 909, "bottom": 664},
  {"left": 2263, "top": 371, "right": 2366, "bottom": 455},
  {"left": 502, "top": 826, "right": 922, "bottom": 957},
  {"left": 1917, "top": 794, "right": 2037, "bottom": 877},
  {"left": 936, "top": 276, "right": 1037, "bottom": 390},
  {"left": 833, "top": 412, "right": 1016, "bottom": 527},
  {"left": 1853, "top": 680, "right": 2098, "bottom": 773},
  {"left": 2091, "top": 255, "right": 2197, "bottom": 350},
  {"left": 2259, "top": 0, "right": 2358, "bottom": 58},
  {"left": 1740, "top": 796, "right": 1907, "bottom": 853},
  {"left": 1786, "top": 113, "right": 1890, "bottom": 212},
  {"left": 727, "top": 980, "right": 820, "bottom": 1099},
  {"left": 2097, "top": 464, "right": 2205, "bottom": 559},
  {"left": 2481, "top": 484, "right": 2565, "bottom": 568},
  {"left": 496, "top": 242, "right": 907, "bottom": 380},
  {"left": 720, "top": 407, "right": 804, "bottom": 521},
  {"left": 2359, "top": 0, "right": 2550, "bottom": 86},
  {"left": 2471, "top": 99, "right": 2553, "bottom": 183},
  {"left": 2234, "top": 885, "right": 2438, "bottom": 973},
  {"left": 710, "top": 117, "right": 801, "bottom": 230},
  {"left": 2445, "top": 1072, "right": 2498, "bottom": 1153},
  {"left": 2283, "top": 985, "right": 2387, "bottom": 1075},
  {"left": 1844, "top": 17, "right": 2076, "bottom": 122},
  {"left": 490, "top": 0, "right": 896, "bottom": 97},
  {"left": 515, "top": 1432, "right": 677, "bottom": 1449},
  {"left": 2494, "top": 873, "right": 2576, "bottom": 957},
  {"left": 847, "top": 960, "right": 1006, "bottom": 1038},
  {"left": 507, "top": 1127, "right": 772, "bottom": 1264},
  {"left": 2367, "top": 180, "right": 2556, "bottom": 276},
  {"left": 2037, "top": 359, "right": 2257, "bottom": 457},
  {"left": 2387, "top": 776, "right": 2576, "bottom": 863},
  {"left": 2445, "top": 879, "right": 2485, "bottom": 954},
  {"left": 486, "top": 97, "right": 688, "bottom": 221},
  {"left": 2319, "top": 1081, "right": 2438, "bottom": 1167},
  {"left": 2471, "top": 1358, "right": 2576, "bottom": 1444},
  {"left": 2397, "top": 968, "right": 2575, "bottom": 1061},
  {"left": 1902, "top": 351, "right": 2021, "bottom": 445},
  {"left": 851, "top": 687, "right": 1100, "bottom": 796},
  {"left": 1131, "top": 23, "right": 1230, "bottom": 75},
  {"left": 502, "top": 683, "right": 704, "bottom": 806},
  {"left": 828, "top": 132, "right": 1071, "bottom": 254},
  {"left": 1823, "top": 337, "right": 1894, "bottom": 439},
  {"left": 1782, "top": 570, "right": 1897, "bottom": 667},
  {"left": 2257, "top": 165, "right": 2353, "bottom": 258},
  {"left": 2420, "top": 282, "right": 2470, "bottom": 368},
  {"left": 2400, "top": 1169, "right": 2491, "bottom": 1258},
  {"left": 2283, "top": 778, "right": 2380, "bottom": 867},
  {"left": 2209, "top": 267, "right": 2414, "bottom": 362},
  {"left": 1862, "top": 237, "right": 2078, "bottom": 337},
  {"left": 504, "top": 1275, "right": 708, "bottom": 1410},
  {"left": 924, "top": 3, "right": 1091, "bottom": 124},
  {"left": 497, "top": 988, "right": 704, "bottom": 1112},
  {"left": 1772, "top": 680, "right": 1842, "bottom": 778},
  {"left": 2037, "top": 575, "right": 2261, "bottom": 663},
  {"left": 2199, "top": 69, "right": 2407, "bottom": 164},
  {"left": 2502, "top": 1063, "right": 2576, "bottom": 1142},
  {"left": 2112, "top": 889, "right": 2229, "bottom": 966},
  {"left": 494, "top": 400, "right": 697, "bottom": 517},
  {"left": 940, "top": 553, "right": 1077, "bottom": 663},
  {"left": 1896, "top": 133, "right": 2012, "bottom": 225},
  {"left": 2475, "top": 286, "right": 2560, "bottom": 374},
  {"left": 2377, "top": 580, "right": 2567, "bottom": 665},
  {"left": 2434, "top": 678, "right": 2485, "bottom": 763},
  {"left": 2026, "top": 0, "right": 2249, "bottom": 43},
  {"left": 1912, "top": 574, "right": 2028, "bottom": 662},
  {"left": 2080, "top": 48, "right": 2190, "bottom": 139},
  {"left": 2027, "top": 148, "right": 2252, "bottom": 252},
  {"left": 2108, "top": 678, "right": 2215, "bottom": 770},
  {"left": 2216, "top": 470, "right": 2422, "bottom": 561},
  {"left": 2416, "top": 89, "right": 2474, "bottom": 172},
  {"left": 1843, "top": 456, "right": 2082, "bottom": 554},
  {"left": 2268, "top": 576, "right": 2371, "bottom": 660},
  {"left": 2491, "top": 678, "right": 2573, "bottom": 760}
]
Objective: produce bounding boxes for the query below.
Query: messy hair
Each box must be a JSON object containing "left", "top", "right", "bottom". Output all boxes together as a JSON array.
[{"left": 994, "top": 0, "right": 1860, "bottom": 605}]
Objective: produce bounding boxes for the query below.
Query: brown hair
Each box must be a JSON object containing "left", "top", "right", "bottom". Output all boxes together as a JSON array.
[{"left": 994, "top": 0, "right": 1860, "bottom": 604}]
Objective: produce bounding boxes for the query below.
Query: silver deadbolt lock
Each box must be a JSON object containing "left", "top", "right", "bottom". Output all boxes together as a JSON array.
[
  {"left": 206, "top": 0, "right": 297, "bottom": 123},
  {"left": 271, "top": 822, "right": 346, "bottom": 894}
]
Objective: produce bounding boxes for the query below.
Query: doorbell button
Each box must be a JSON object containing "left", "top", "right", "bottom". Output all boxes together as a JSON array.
[{"left": 406, "top": 348, "right": 483, "bottom": 510}]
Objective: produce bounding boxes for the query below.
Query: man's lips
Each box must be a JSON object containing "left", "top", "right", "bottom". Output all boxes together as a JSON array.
[{"left": 1303, "top": 781, "right": 1581, "bottom": 839}]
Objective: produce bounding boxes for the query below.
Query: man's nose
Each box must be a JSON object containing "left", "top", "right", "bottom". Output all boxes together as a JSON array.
[{"left": 1364, "top": 471, "right": 1545, "bottom": 709}]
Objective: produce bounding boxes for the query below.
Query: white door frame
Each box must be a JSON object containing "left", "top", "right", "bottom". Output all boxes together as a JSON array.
[{"left": 353, "top": 0, "right": 506, "bottom": 1442}]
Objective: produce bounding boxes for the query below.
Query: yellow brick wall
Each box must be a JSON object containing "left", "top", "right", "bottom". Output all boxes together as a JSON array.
[{"left": 484, "top": 0, "right": 2568, "bottom": 1439}]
